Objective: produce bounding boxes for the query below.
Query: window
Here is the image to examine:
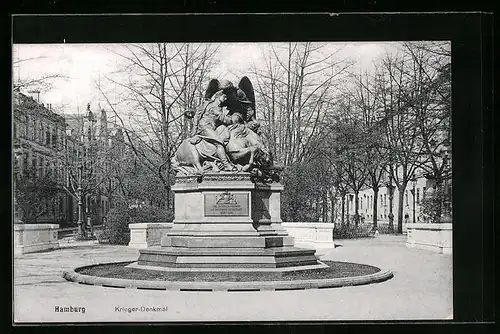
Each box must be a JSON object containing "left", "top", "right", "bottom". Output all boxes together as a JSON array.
[
  {"left": 39, "top": 123, "right": 43, "bottom": 143},
  {"left": 25, "top": 116, "right": 29, "bottom": 137},
  {"left": 416, "top": 188, "right": 420, "bottom": 204},
  {"left": 52, "top": 132, "right": 57, "bottom": 148},
  {"left": 59, "top": 197, "right": 64, "bottom": 215},
  {"left": 384, "top": 194, "right": 387, "bottom": 207},
  {"left": 423, "top": 186, "right": 427, "bottom": 199},
  {"left": 20, "top": 124, "right": 26, "bottom": 138},
  {"left": 46, "top": 129, "right": 51, "bottom": 146},
  {"left": 405, "top": 191, "right": 408, "bottom": 206},
  {"left": 23, "top": 153, "right": 28, "bottom": 173},
  {"left": 39, "top": 157, "right": 44, "bottom": 176}
]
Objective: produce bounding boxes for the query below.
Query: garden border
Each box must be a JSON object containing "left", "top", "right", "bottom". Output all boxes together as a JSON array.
[{"left": 62, "top": 261, "right": 394, "bottom": 291}]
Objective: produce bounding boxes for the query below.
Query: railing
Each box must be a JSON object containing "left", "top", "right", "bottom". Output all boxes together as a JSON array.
[{"left": 57, "top": 224, "right": 104, "bottom": 239}]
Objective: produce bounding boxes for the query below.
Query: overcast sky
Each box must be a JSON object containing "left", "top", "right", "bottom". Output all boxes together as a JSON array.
[{"left": 13, "top": 42, "right": 402, "bottom": 115}]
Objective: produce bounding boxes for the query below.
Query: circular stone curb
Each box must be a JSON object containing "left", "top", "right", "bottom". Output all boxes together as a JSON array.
[{"left": 62, "top": 262, "right": 394, "bottom": 291}]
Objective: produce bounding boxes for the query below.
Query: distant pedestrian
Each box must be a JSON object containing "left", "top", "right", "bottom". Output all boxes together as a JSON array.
[{"left": 404, "top": 213, "right": 410, "bottom": 225}]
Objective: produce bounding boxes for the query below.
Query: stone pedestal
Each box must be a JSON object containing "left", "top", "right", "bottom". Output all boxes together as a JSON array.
[
  {"left": 138, "top": 173, "right": 320, "bottom": 269},
  {"left": 128, "top": 223, "right": 174, "bottom": 249},
  {"left": 282, "top": 222, "right": 335, "bottom": 249},
  {"left": 406, "top": 223, "right": 452, "bottom": 254},
  {"left": 14, "top": 224, "right": 59, "bottom": 256}
]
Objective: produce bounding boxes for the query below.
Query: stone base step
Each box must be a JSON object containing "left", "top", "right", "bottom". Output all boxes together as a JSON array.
[
  {"left": 141, "top": 246, "right": 314, "bottom": 256},
  {"left": 161, "top": 235, "right": 295, "bottom": 248},
  {"left": 138, "top": 246, "right": 319, "bottom": 269}
]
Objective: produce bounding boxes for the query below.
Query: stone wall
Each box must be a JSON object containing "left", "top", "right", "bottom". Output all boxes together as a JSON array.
[
  {"left": 129, "top": 222, "right": 336, "bottom": 250},
  {"left": 406, "top": 223, "right": 452, "bottom": 254},
  {"left": 14, "top": 224, "right": 59, "bottom": 256},
  {"left": 282, "top": 222, "right": 335, "bottom": 248},
  {"left": 128, "top": 223, "right": 173, "bottom": 249}
]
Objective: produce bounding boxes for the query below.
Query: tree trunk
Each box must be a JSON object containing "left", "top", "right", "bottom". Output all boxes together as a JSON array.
[
  {"left": 354, "top": 190, "right": 359, "bottom": 228},
  {"left": 372, "top": 187, "right": 379, "bottom": 231},
  {"left": 341, "top": 194, "right": 345, "bottom": 227},
  {"left": 322, "top": 190, "right": 327, "bottom": 223},
  {"left": 397, "top": 185, "right": 405, "bottom": 234},
  {"left": 330, "top": 196, "right": 336, "bottom": 224},
  {"left": 345, "top": 194, "right": 349, "bottom": 227}
]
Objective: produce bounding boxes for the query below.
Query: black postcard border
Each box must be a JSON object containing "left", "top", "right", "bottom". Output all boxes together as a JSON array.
[{"left": 7, "top": 10, "right": 495, "bottom": 333}]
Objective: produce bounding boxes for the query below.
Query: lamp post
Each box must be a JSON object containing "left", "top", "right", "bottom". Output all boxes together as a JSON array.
[
  {"left": 77, "top": 164, "right": 85, "bottom": 238},
  {"left": 410, "top": 176, "right": 417, "bottom": 224},
  {"left": 386, "top": 181, "right": 395, "bottom": 233},
  {"left": 440, "top": 141, "right": 452, "bottom": 223}
]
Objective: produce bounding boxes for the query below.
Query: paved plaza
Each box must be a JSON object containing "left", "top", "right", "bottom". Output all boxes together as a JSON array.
[{"left": 13, "top": 235, "right": 452, "bottom": 323}]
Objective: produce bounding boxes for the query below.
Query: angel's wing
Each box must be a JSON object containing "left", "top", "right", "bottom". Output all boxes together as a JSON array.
[
  {"left": 204, "top": 79, "right": 220, "bottom": 100},
  {"left": 238, "top": 76, "right": 256, "bottom": 112}
]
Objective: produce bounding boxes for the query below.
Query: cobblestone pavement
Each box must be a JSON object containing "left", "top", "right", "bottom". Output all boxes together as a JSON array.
[{"left": 13, "top": 235, "right": 452, "bottom": 323}]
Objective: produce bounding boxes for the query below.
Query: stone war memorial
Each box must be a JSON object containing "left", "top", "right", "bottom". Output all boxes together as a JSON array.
[{"left": 63, "top": 76, "right": 393, "bottom": 290}]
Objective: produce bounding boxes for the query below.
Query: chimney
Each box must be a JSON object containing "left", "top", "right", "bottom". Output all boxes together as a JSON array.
[{"left": 28, "top": 90, "right": 41, "bottom": 103}]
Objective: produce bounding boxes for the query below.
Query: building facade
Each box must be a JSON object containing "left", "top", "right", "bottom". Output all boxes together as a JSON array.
[
  {"left": 13, "top": 91, "right": 118, "bottom": 226},
  {"left": 13, "top": 90, "right": 69, "bottom": 224},
  {"left": 344, "top": 173, "right": 429, "bottom": 232},
  {"left": 64, "top": 104, "right": 115, "bottom": 226}
]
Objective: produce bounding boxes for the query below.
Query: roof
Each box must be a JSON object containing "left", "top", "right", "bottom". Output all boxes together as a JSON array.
[{"left": 14, "top": 91, "right": 65, "bottom": 124}]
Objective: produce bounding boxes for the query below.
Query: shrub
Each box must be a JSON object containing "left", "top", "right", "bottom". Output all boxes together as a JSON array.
[
  {"left": 419, "top": 187, "right": 443, "bottom": 223},
  {"left": 334, "top": 223, "right": 372, "bottom": 239},
  {"left": 105, "top": 202, "right": 130, "bottom": 245},
  {"left": 130, "top": 205, "right": 174, "bottom": 224},
  {"left": 104, "top": 202, "right": 174, "bottom": 245}
]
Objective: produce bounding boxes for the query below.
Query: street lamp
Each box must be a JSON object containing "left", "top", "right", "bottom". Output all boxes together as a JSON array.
[
  {"left": 386, "top": 181, "right": 395, "bottom": 233},
  {"left": 77, "top": 163, "right": 85, "bottom": 238},
  {"left": 440, "top": 140, "right": 452, "bottom": 223},
  {"left": 410, "top": 175, "right": 417, "bottom": 224}
]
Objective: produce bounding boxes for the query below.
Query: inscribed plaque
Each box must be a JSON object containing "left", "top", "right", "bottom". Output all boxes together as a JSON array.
[{"left": 204, "top": 191, "right": 249, "bottom": 216}]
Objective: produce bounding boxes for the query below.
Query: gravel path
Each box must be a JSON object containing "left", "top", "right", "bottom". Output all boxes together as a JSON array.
[{"left": 13, "top": 235, "right": 452, "bottom": 322}]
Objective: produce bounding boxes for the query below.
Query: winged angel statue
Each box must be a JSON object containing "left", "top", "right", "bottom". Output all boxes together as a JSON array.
[{"left": 172, "top": 76, "right": 282, "bottom": 182}]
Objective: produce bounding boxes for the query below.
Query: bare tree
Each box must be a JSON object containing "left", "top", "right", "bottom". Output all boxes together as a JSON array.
[
  {"left": 13, "top": 56, "right": 68, "bottom": 93},
  {"left": 14, "top": 166, "right": 60, "bottom": 224},
  {"left": 250, "top": 42, "right": 354, "bottom": 166},
  {"left": 99, "top": 43, "right": 218, "bottom": 210},
  {"left": 347, "top": 71, "right": 389, "bottom": 231},
  {"left": 375, "top": 50, "right": 428, "bottom": 234},
  {"left": 401, "top": 41, "right": 452, "bottom": 187},
  {"left": 61, "top": 127, "right": 115, "bottom": 235}
]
